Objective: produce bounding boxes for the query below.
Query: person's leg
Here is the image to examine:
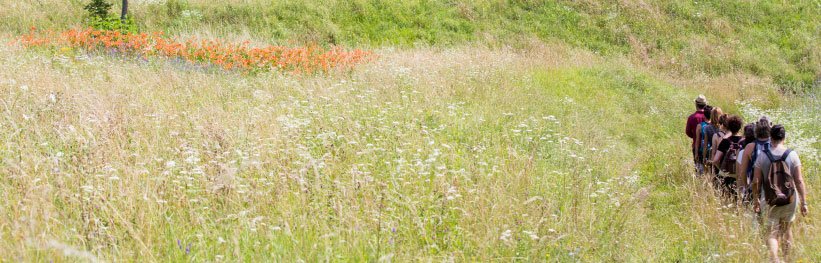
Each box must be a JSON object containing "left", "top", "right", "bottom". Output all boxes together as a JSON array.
[
  {"left": 692, "top": 148, "right": 698, "bottom": 172},
  {"left": 693, "top": 148, "right": 705, "bottom": 175},
  {"left": 767, "top": 227, "right": 780, "bottom": 263},
  {"left": 766, "top": 208, "right": 782, "bottom": 262},
  {"left": 728, "top": 177, "right": 737, "bottom": 202},
  {"left": 723, "top": 177, "right": 737, "bottom": 205},
  {"left": 782, "top": 220, "right": 792, "bottom": 262}
]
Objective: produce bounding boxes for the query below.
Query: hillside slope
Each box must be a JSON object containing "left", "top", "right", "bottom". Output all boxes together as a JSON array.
[
  {"left": 0, "top": 0, "right": 819, "bottom": 261},
  {"left": 3, "top": 0, "right": 819, "bottom": 90}
]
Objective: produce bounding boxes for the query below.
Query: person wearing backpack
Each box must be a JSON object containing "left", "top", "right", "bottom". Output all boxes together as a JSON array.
[
  {"left": 738, "top": 117, "right": 773, "bottom": 204},
  {"left": 694, "top": 105, "right": 714, "bottom": 176},
  {"left": 686, "top": 95, "right": 708, "bottom": 174},
  {"left": 711, "top": 115, "right": 743, "bottom": 200},
  {"left": 752, "top": 125, "right": 808, "bottom": 262},
  {"left": 711, "top": 114, "right": 730, "bottom": 165},
  {"left": 702, "top": 107, "right": 724, "bottom": 176},
  {"left": 709, "top": 113, "right": 729, "bottom": 187},
  {"left": 736, "top": 123, "right": 757, "bottom": 204}
]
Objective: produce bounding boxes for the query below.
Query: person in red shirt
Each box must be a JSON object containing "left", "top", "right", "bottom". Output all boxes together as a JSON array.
[{"left": 686, "top": 95, "right": 708, "bottom": 173}]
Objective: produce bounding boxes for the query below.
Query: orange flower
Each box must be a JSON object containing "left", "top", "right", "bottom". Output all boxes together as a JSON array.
[{"left": 16, "top": 28, "right": 375, "bottom": 74}]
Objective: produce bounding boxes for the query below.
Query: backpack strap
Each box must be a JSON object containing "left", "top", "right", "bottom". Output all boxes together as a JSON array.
[
  {"left": 763, "top": 147, "right": 776, "bottom": 162},
  {"left": 749, "top": 141, "right": 769, "bottom": 175},
  {"left": 780, "top": 149, "right": 792, "bottom": 162}
]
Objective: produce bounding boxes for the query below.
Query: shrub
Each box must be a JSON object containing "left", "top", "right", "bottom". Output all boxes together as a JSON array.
[
  {"left": 88, "top": 16, "right": 138, "bottom": 33},
  {"left": 83, "top": 0, "right": 137, "bottom": 33}
]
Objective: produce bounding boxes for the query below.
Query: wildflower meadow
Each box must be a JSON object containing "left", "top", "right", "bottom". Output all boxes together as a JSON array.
[{"left": 0, "top": 0, "right": 818, "bottom": 261}]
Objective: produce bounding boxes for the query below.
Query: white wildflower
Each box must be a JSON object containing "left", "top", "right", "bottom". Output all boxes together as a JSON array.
[
  {"left": 499, "top": 229, "right": 512, "bottom": 242},
  {"left": 523, "top": 230, "right": 539, "bottom": 240}
]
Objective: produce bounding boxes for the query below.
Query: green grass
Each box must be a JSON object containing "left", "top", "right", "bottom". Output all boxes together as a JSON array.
[
  {"left": 2, "top": 1, "right": 819, "bottom": 90},
  {"left": 0, "top": 0, "right": 819, "bottom": 261}
]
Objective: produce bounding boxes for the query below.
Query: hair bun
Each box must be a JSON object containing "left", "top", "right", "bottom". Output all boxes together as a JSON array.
[
  {"left": 771, "top": 124, "right": 786, "bottom": 140},
  {"left": 758, "top": 116, "right": 771, "bottom": 128}
]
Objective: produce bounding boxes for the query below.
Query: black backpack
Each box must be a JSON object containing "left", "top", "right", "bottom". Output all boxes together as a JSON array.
[{"left": 720, "top": 138, "right": 742, "bottom": 174}]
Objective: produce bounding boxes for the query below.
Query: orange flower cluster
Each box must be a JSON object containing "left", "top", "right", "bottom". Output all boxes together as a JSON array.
[{"left": 17, "top": 28, "right": 375, "bottom": 73}]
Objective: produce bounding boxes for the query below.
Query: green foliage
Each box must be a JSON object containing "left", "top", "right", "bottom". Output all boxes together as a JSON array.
[
  {"left": 83, "top": 0, "right": 137, "bottom": 33},
  {"left": 83, "top": 0, "right": 113, "bottom": 19},
  {"left": 81, "top": 0, "right": 136, "bottom": 33},
  {"left": 137, "top": 0, "right": 821, "bottom": 91},
  {"left": 2, "top": 1, "right": 821, "bottom": 260},
  {"left": 87, "top": 15, "right": 138, "bottom": 33},
  {"left": 3, "top": 0, "right": 818, "bottom": 91}
]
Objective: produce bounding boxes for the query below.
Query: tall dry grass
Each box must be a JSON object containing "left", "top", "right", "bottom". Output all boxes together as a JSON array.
[{"left": 0, "top": 31, "right": 818, "bottom": 262}]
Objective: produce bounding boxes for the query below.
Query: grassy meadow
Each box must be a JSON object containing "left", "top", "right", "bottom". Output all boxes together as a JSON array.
[{"left": 0, "top": 0, "right": 819, "bottom": 261}]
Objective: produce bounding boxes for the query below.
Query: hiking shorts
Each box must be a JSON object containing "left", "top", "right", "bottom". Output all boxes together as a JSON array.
[{"left": 765, "top": 199, "right": 799, "bottom": 231}]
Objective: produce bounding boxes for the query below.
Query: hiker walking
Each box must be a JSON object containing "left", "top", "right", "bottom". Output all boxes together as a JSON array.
[
  {"left": 686, "top": 95, "right": 708, "bottom": 174},
  {"left": 736, "top": 123, "right": 757, "bottom": 204},
  {"left": 711, "top": 113, "right": 730, "bottom": 166},
  {"left": 703, "top": 107, "right": 724, "bottom": 176},
  {"left": 738, "top": 117, "right": 773, "bottom": 206},
  {"left": 752, "top": 124, "right": 808, "bottom": 262},
  {"left": 710, "top": 115, "right": 743, "bottom": 200},
  {"left": 694, "top": 105, "right": 714, "bottom": 176}
]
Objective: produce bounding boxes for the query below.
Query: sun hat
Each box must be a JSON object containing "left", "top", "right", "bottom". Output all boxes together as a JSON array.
[{"left": 695, "top": 94, "right": 707, "bottom": 106}]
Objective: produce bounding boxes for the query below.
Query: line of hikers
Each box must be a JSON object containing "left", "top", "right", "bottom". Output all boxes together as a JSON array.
[{"left": 686, "top": 95, "right": 808, "bottom": 262}]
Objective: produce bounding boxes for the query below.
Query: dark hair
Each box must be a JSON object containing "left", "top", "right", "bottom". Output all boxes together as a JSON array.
[
  {"left": 718, "top": 114, "right": 728, "bottom": 128},
  {"left": 771, "top": 125, "right": 786, "bottom": 141},
  {"left": 696, "top": 103, "right": 706, "bottom": 109},
  {"left": 726, "top": 115, "right": 743, "bottom": 134},
  {"left": 743, "top": 123, "right": 756, "bottom": 146},
  {"left": 755, "top": 117, "right": 771, "bottom": 139},
  {"left": 704, "top": 105, "right": 713, "bottom": 120}
]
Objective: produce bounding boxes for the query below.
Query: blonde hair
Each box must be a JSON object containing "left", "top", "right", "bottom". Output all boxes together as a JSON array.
[{"left": 710, "top": 107, "right": 723, "bottom": 126}]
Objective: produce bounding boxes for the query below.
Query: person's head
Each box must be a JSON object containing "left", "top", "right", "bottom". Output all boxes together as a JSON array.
[
  {"left": 710, "top": 107, "right": 723, "bottom": 126},
  {"left": 743, "top": 123, "right": 756, "bottom": 145},
  {"left": 695, "top": 95, "right": 707, "bottom": 110},
  {"left": 726, "top": 115, "right": 742, "bottom": 135},
  {"left": 704, "top": 105, "right": 714, "bottom": 120},
  {"left": 771, "top": 124, "right": 786, "bottom": 144},
  {"left": 717, "top": 114, "right": 728, "bottom": 130},
  {"left": 755, "top": 116, "right": 772, "bottom": 140}
]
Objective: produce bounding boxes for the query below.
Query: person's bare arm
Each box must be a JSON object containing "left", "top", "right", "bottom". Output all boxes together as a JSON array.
[
  {"left": 712, "top": 151, "right": 724, "bottom": 167},
  {"left": 752, "top": 166, "right": 762, "bottom": 213},
  {"left": 794, "top": 165, "right": 808, "bottom": 216},
  {"left": 694, "top": 124, "right": 702, "bottom": 158},
  {"left": 737, "top": 143, "right": 755, "bottom": 190},
  {"left": 686, "top": 118, "right": 694, "bottom": 139}
]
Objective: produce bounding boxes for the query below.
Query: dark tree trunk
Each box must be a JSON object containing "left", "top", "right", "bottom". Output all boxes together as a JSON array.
[{"left": 120, "top": 0, "right": 128, "bottom": 21}]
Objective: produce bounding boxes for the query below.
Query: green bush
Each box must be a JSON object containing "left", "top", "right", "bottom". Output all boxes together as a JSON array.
[
  {"left": 87, "top": 15, "right": 138, "bottom": 33},
  {"left": 83, "top": 0, "right": 137, "bottom": 33}
]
